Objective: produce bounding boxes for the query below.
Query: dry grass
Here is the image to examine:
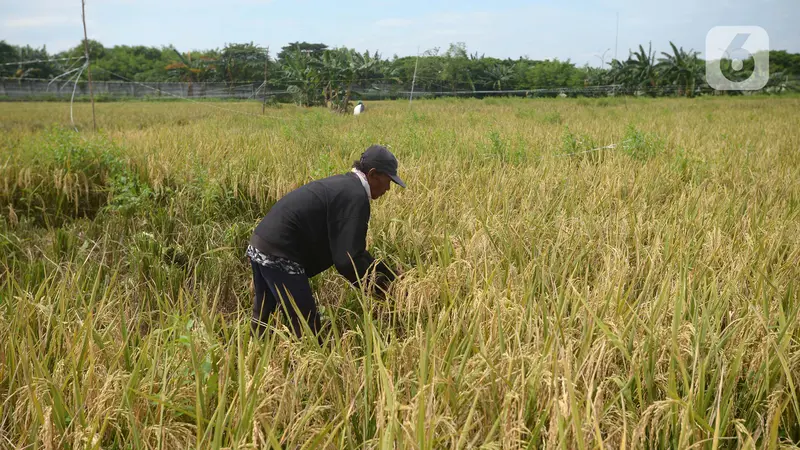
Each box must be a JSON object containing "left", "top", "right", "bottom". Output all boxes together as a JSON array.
[{"left": 1, "top": 96, "right": 799, "bottom": 449}]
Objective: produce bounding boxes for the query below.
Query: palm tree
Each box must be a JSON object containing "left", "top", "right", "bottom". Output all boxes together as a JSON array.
[
  {"left": 485, "top": 63, "right": 515, "bottom": 91},
  {"left": 165, "top": 49, "right": 215, "bottom": 97}
]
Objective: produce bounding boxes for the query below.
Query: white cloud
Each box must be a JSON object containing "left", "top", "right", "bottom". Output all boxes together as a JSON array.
[
  {"left": 227, "top": 0, "right": 277, "bottom": 4},
  {"left": 4, "top": 16, "right": 79, "bottom": 28},
  {"left": 375, "top": 18, "right": 415, "bottom": 28},
  {"left": 430, "top": 11, "right": 496, "bottom": 26},
  {"left": 2, "top": 0, "right": 797, "bottom": 64}
]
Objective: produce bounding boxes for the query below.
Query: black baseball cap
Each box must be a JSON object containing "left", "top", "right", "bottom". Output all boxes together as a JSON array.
[{"left": 359, "top": 145, "right": 406, "bottom": 188}]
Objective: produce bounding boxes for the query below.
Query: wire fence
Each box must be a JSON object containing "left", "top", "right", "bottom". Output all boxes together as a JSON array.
[
  {"left": 0, "top": 56, "right": 85, "bottom": 66},
  {"left": 0, "top": 77, "right": 284, "bottom": 99},
  {"left": 2, "top": 75, "right": 797, "bottom": 101}
]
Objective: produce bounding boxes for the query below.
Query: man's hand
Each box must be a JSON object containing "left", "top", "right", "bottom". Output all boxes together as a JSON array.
[{"left": 366, "top": 259, "right": 407, "bottom": 300}]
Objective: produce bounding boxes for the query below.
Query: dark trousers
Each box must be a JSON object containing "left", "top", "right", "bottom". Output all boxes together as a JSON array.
[{"left": 250, "top": 260, "right": 321, "bottom": 338}]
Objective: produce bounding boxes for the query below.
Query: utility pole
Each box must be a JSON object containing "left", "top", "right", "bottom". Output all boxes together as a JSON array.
[{"left": 81, "top": 0, "right": 97, "bottom": 131}]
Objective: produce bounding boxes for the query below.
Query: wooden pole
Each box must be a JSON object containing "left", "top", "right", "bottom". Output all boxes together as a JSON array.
[
  {"left": 262, "top": 47, "right": 269, "bottom": 114},
  {"left": 409, "top": 46, "right": 419, "bottom": 105},
  {"left": 81, "top": 0, "right": 97, "bottom": 132},
  {"left": 614, "top": 12, "right": 619, "bottom": 61}
]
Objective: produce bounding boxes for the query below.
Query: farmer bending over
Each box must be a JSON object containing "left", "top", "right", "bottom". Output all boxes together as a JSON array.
[{"left": 246, "top": 145, "right": 406, "bottom": 338}]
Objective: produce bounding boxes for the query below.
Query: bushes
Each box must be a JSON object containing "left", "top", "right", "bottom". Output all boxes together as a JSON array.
[
  {"left": 1, "top": 127, "right": 130, "bottom": 225},
  {"left": 621, "top": 124, "right": 666, "bottom": 161}
]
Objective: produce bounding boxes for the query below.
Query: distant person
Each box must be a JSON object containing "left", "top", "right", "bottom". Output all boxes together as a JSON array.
[
  {"left": 353, "top": 100, "right": 365, "bottom": 115},
  {"left": 247, "top": 144, "right": 406, "bottom": 338}
]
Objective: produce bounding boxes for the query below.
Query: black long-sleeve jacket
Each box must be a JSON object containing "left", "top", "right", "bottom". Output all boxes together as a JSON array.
[{"left": 249, "top": 172, "right": 394, "bottom": 287}]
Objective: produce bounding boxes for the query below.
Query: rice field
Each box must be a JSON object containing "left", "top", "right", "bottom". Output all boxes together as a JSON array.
[{"left": 1, "top": 96, "right": 799, "bottom": 449}]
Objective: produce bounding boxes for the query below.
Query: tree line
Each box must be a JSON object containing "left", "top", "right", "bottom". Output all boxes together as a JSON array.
[{"left": 2, "top": 39, "right": 799, "bottom": 107}]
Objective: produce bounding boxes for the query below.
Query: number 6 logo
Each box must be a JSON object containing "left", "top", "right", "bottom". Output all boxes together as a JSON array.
[{"left": 706, "top": 26, "right": 769, "bottom": 91}]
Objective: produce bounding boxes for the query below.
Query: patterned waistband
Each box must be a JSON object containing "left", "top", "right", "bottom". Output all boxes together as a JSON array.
[{"left": 246, "top": 245, "right": 305, "bottom": 275}]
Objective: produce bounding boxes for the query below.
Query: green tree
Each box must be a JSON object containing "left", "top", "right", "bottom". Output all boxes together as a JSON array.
[
  {"left": 627, "top": 43, "right": 658, "bottom": 90},
  {"left": 277, "top": 42, "right": 328, "bottom": 64},
  {"left": 389, "top": 53, "right": 442, "bottom": 93},
  {"left": 484, "top": 63, "right": 515, "bottom": 90},
  {"left": 764, "top": 50, "right": 800, "bottom": 92},
  {"left": 87, "top": 45, "right": 168, "bottom": 81},
  {"left": 219, "top": 42, "right": 268, "bottom": 83},
  {"left": 165, "top": 48, "right": 217, "bottom": 96},
  {"left": 281, "top": 46, "right": 323, "bottom": 106},
  {"left": 607, "top": 43, "right": 659, "bottom": 94},
  {"left": 440, "top": 42, "right": 474, "bottom": 91},
  {"left": 583, "top": 66, "right": 611, "bottom": 86},
  {"left": 5, "top": 44, "right": 64, "bottom": 79},
  {"left": 317, "top": 47, "right": 379, "bottom": 112},
  {"left": 526, "top": 59, "right": 583, "bottom": 89},
  {"left": 769, "top": 50, "right": 800, "bottom": 76},
  {"left": 657, "top": 42, "right": 703, "bottom": 96},
  {"left": 0, "top": 41, "right": 18, "bottom": 77},
  {"left": 63, "top": 39, "right": 106, "bottom": 61}
]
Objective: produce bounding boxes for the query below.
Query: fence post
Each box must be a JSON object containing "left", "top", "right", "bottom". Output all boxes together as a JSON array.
[
  {"left": 268, "top": 47, "right": 269, "bottom": 114},
  {"left": 81, "top": 0, "right": 97, "bottom": 131},
  {"left": 409, "top": 47, "right": 419, "bottom": 106}
]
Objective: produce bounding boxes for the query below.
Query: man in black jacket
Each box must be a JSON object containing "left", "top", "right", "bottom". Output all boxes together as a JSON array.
[{"left": 247, "top": 144, "right": 406, "bottom": 338}]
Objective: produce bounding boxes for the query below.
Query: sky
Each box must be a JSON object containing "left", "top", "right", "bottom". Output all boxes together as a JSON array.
[{"left": 1, "top": 0, "right": 798, "bottom": 66}]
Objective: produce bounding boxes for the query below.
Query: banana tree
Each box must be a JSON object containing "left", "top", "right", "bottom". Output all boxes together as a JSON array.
[
  {"left": 583, "top": 66, "right": 611, "bottom": 87},
  {"left": 628, "top": 43, "right": 658, "bottom": 92},
  {"left": 319, "top": 49, "right": 344, "bottom": 108},
  {"left": 281, "top": 47, "right": 323, "bottom": 106},
  {"left": 345, "top": 50, "right": 379, "bottom": 107},
  {"left": 606, "top": 43, "right": 658, "bottom": 94},
  {"left": 319, "top": 48, "right": 378, "bottom": 113},
  {"left": 657, "top": 42, "right": 702, "bottom": 97}
]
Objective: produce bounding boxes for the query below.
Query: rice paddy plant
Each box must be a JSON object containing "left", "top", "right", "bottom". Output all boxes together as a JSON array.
[
  {"left": 1, "top": 96, "right": 799, "bottom": 449},
  {"left": 622, "top": 124, "right": 666, "bottom": 161}
]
